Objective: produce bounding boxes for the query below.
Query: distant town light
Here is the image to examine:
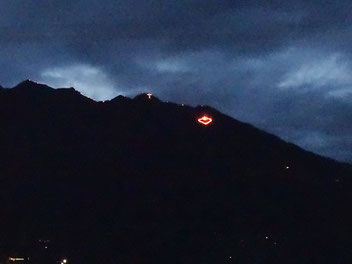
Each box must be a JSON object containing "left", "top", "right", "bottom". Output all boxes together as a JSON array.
[
  {"left": 198, "top": 115, "right": 213, "bottom": 126},
  {"left": 9, "top": 257, "right": 25, "bottom": 261},
  {"left": 61, "top": 258, "right": 68, "bottom": 264},
  {"left": 147, "top": 93, "right": 152, "bottom": 99}
]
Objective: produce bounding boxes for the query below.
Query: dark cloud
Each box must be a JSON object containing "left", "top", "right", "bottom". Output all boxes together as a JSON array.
[{"left": 1, "top": 0, "right": 352, "bottom": 162}]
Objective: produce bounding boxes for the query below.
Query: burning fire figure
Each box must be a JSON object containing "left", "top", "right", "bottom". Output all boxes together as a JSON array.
[{"left": 198, "top": 115, "right": 213, "bottom": 125}]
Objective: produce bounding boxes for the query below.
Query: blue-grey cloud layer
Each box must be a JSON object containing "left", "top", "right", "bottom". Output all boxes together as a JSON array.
[{"left": 1, "top": 0, "right": 352, "bottom": 162}]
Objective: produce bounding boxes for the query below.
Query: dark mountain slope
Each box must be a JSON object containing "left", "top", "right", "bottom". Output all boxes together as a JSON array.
[{"left": 0, "top": 81, "right": 351, "bottom": 264}]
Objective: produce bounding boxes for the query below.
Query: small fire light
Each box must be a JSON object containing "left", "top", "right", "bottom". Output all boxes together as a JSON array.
[{"left": 198, "top": 115, "right": 213, "bottom": 125}]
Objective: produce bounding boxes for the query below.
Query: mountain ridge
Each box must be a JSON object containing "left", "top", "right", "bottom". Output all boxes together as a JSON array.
[
  {"left": 0, "top": 80, "right": 347, "bottom": 163},
  {"left": 0, "top": 80, "right": 352, "bottom": 263}
]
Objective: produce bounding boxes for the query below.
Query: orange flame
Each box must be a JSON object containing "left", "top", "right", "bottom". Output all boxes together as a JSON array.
[{"left": 198, "top": 115, "right": 213, "bottom": 125}]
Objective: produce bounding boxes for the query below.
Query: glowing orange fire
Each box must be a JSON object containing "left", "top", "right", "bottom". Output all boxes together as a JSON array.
[
  {"left": 198, "top": 115, "right": 213, "bottom": 125},
  {"left": 147, "top": 93, "right": 152, "bottom": 99}
]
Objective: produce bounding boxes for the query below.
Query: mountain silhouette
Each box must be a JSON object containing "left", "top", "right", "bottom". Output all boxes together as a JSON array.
[{"left": 0, "top": 80, "right": 351, "bottom": 264}]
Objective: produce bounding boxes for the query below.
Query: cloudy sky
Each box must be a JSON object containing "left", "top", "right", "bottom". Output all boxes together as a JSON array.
[{"left": 1, "top": 0, "right": 352, "bottom": 162}]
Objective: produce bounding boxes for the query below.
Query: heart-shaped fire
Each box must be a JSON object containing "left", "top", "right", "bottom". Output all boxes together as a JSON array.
[{"left": 198, "top": 115, "right": 213, "bottom": 125}]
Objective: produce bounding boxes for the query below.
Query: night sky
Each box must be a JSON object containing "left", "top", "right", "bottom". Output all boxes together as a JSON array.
[{"left": 1, "top": 0, "right": 352, "bottom": 162}]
